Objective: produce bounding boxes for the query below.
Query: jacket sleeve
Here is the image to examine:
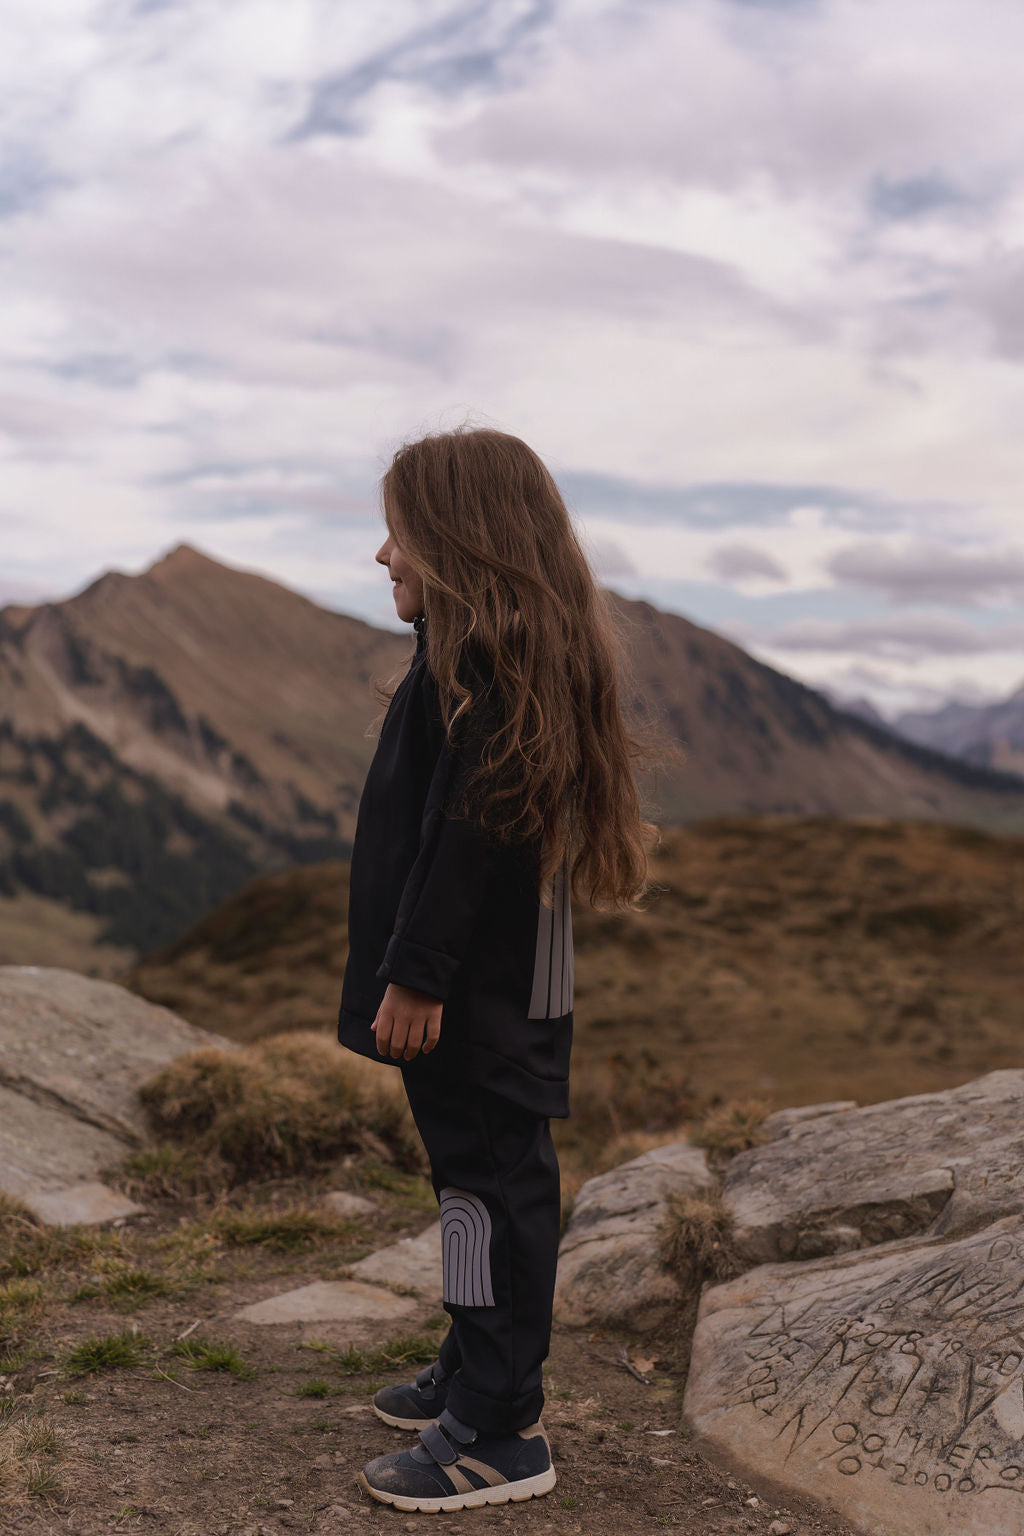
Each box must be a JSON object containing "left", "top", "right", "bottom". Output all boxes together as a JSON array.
[{"left": 374, "top": 658, "right": 505, "bottom": 1002}]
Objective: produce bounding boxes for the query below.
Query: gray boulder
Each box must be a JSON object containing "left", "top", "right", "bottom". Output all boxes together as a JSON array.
[
  {"left": 685, "top": 1068, "right": 1024, "bottom": 1536},
  {"left": 725, "top": 1070, "right": 1024, "bottom": 1265},
  {"left": 686, "top": 1214, "right": 1024, "bottom": 1536},
  {"left": 554, "top": 1141, "right": 714, "bottom": 1331},
  {"left": 0, "top": 965, "right": 234, "bottom": 1225}
]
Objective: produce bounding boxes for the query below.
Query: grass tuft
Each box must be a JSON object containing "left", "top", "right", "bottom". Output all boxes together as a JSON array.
[
  {"left": 139, "top": 1031, "right": 423, "bottom": 1182},
  {"left": 214, "top": 1205, "right": 359, "bottom": 1253},
  {"left": 691, "top": 1098, "right": 772, "bottom": 1159},
  {"left": 72, "top": 1268, "right": 173, "bottom": 1308},
  {"left": 659, "top": 1190, "right": 744, "bottom": 1293},
  {"left": 361, "top": 1161, "right": 436, "bottom": 1211},
  {"left": 0, "top": 1403, "right": 72, "bottom": 1508},
  {"left": 0, "top": 1201, "right": 118, "bottom": 1284},
  {"left": 168, "top": 1336, "right": 255, "bottom": 1377},
  {"left": 313, "top": 1330, "right": 443, "bottom": 1377},
  {"left": 0, "top": 1193, "right": 42, "bottom": 1239},
  {"left": 61, "top": 1329, "right": 149, "bottom": 1376},
  {"left": 116, "top": 1143, "right": 226, "bottom": 1200}
]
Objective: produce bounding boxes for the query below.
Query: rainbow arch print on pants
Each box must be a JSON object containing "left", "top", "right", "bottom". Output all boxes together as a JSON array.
[{"left": 439, "top": 1188, "right": 495, "bottom": 1308}]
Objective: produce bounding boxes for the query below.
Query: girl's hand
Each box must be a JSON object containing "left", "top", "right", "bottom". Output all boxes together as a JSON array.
[{"left": 372, "top": 982, "right": 443, "bottom": 1060}]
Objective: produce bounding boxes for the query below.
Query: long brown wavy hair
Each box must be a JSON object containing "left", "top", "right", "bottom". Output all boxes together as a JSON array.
[{"left": 377, "top": 426, "right": 669, "bottom": 911}]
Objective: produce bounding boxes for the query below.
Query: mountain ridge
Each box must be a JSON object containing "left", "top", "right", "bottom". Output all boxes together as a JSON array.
[
  {"left": 2, "top": 542, "right": 1023, "bottom": 963},
  {"left": 894, "top": 682, "right": 1024, "bottom": 776}
]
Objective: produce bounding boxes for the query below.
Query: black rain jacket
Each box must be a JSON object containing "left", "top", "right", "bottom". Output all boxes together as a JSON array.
[{"left": 337, "top": 615, "right": 574, "bottom": 1117}]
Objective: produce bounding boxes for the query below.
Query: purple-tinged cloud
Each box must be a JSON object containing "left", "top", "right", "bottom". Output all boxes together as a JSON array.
[
  {"left": 827, "top": 541, "right": 1024, "bottom": 603},
  {"left": 705, "top": 542, "right": 788, "bottom": 581},
  {"left": 765, "top": 612, "right": 1024, "bottom": 657}
]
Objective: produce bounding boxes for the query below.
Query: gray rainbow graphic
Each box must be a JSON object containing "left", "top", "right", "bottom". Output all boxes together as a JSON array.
[{"left": 439, "top": 1188, "right": 495, "bottom": 1307}]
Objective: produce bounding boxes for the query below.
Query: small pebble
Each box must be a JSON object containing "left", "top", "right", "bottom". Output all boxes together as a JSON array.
[
  {"left": 746, "top": 1496, "right": 760, "bottom": 1507},
  {"left": 274, "top": 1498, "right": 295, "bottom": 1509},
  {"left": 768, "top": 1523, "right": 793, "bottom": 1535}
]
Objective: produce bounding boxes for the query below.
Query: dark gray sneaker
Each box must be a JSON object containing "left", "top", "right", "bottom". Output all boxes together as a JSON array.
[
  {"left": 359, "top": 1409, "right": 556, "bottom": 1513},
  {"left": 372, "top": 1359, "right": 449, "bottom": 1430}
]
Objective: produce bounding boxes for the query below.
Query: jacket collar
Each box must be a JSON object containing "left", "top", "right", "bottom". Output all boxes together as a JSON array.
[{"left": 413, "top": 612, "right": 427, "bottom": 651}]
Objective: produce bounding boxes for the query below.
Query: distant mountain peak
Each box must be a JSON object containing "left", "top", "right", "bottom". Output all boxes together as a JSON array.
[{"left": 146, "top": 543, "right": 221, "bottom": 577}]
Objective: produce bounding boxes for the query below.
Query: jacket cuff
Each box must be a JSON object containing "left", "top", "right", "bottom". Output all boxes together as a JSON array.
[{"left": 376, "top": 934, "right": 460, "bottom": 1001}]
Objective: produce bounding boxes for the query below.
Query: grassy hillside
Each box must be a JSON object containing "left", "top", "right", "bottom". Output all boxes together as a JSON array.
[{"left": 123, "top": 814, "right": 1024, "bottom": 1126}]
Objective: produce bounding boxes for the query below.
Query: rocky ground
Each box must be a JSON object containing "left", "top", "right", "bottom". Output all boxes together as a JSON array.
[{"left": 1, "top": 1177, "right": 858, "bottom": 1536}]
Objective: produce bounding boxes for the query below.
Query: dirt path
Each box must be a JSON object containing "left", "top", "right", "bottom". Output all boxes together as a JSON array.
[{"left": 4, "top": 1294, "right": 860, "bottom": 1536}]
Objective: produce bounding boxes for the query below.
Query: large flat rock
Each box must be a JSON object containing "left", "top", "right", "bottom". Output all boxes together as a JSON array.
[
  {"left": 0, "top": 965, "right": 234, "bottom": 1139},
  {"left": 0, "top": 1082, "right": 144, "bottom": 1223},
  {"left": 686, "top": 1214, "right": 1024, "bottom": 1536},
  {"left": 27, "top": 1182, "right": 143, "bottom": 1225},
  {"left": 350, "top": 1222, "right": 442, "bottom": 1297},
  {"left": 0, "top": 966, "right": 233, "bottom": 1224},
  {"left": 554, "top": 1141, "right": 714, "bottom": 1331},
  {"left": 725, "top": 1070, "right": 1024, "bottom": 1264},
  {"left": 236, "top": 1280, "right": 418, "bottom": 1327}
]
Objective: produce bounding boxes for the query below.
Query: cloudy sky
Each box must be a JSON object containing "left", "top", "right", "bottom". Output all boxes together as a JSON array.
[{"left": 3, "top": 0, "right": 1024, "bottom": 718}]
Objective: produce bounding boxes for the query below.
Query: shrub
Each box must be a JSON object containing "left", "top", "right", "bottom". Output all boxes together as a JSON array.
[{"left": 139, "top": 1031, "right": 422, "bottom": 1182}]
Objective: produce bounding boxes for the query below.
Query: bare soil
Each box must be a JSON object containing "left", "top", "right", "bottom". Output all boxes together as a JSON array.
[{"left": 1, "top": 1183, "right": 859, "bottom": 1536}]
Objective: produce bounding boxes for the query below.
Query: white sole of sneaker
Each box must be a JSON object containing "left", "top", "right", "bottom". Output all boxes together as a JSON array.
[
  {"left": 358, "top": 1466, "right": 557, "bottom": 1513},
  {"left": 371, "top": 1404, "right": 442, "bottom": 1430}
]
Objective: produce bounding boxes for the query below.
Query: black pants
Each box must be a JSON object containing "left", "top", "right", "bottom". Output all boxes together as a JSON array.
[{"left": 400, "top": 1059, "right": 561, "bottom": 1435}]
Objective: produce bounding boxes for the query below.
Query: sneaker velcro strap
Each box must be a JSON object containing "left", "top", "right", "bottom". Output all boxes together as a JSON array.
[
  {"left": 419, "top": 1422, "right": 459, "bottom": 1466},
  {"left": 414, "top": 1363, "right": 437, "bottom": 1392}
]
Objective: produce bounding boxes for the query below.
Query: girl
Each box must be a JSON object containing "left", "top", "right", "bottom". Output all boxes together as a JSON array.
[{"left": 337, "top": 426, "right": 658, "bottom": 1513}]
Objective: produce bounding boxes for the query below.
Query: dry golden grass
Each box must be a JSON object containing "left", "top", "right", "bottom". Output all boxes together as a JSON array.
[
  {"left": 0, "top": 890, "right": 134, "bottom": 980},
  {"left": 124, "top": 817, "right": 1024, "bottom": 1128},
  {"left": 570, "top": 816, "right": 1024, "bottom": 1112},
  {"left": 0, "top": 1401, "right": 73, "bottom": 1509},
  {"left": 658, "top": 1189, "right": 747, "bottom": 1382},
  {"left": 139, "top": 1030, "right": 422, "bottom": 1182},
  {"left": 659, "top": 1189, "right": 744, "bottom": 1293},
  {"left": 692, "top": 1098, "right": 773, "bottom": 1159},
  {"left": 0, "top": 1193, "right": 41, "bottom": 1244},
  {"left": 120, "top": 862, "right": 353, "bottom": 1042}
]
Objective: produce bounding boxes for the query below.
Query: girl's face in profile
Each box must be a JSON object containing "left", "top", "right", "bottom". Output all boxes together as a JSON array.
[{"left": 376, "top": 527, "right": 425, "bottom": 624}]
